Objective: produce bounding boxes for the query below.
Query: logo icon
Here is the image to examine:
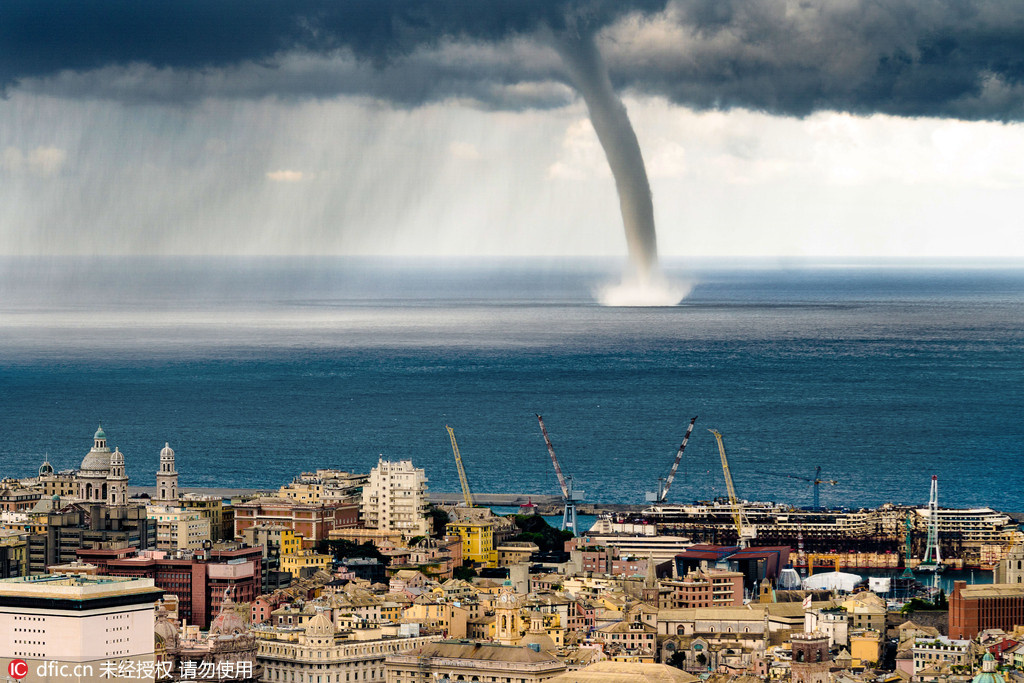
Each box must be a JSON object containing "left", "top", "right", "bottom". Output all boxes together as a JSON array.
[{"left": 8, "top": 659, "right": 28, "bottom": 680}]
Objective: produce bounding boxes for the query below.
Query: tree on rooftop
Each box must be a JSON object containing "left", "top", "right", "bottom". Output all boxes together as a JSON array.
[
  {"left": 317, "top": 539, "right": 386, "bottom": 565},
  {"left": 510, "top": 515, "right": 573, "bottom": 553},
  {"left": 427, "top": 507, "right": 450, "bottom": 537},
  {"left": 453, "top": 566, "right": 477, "bottom": 581}
]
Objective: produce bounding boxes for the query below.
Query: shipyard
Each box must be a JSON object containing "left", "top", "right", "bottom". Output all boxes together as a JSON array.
[{"left": 427, "top": 495, "right": 1020, "bottom": 573}]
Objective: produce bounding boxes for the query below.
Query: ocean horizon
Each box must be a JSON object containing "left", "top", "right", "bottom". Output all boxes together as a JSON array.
[{"left": 1, "top": 257, "right": 1022, "bottom": 512}]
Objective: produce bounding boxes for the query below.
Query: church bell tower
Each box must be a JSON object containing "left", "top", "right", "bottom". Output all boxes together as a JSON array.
[
  {"left": 495, "top": 581, "right": 522, "bottom": 645},
  {"left": 107, "top": 447, "right": 129, "bottom": 506},
  {"left": 155, "top": 442, "right": 179, "bottom": 504}
]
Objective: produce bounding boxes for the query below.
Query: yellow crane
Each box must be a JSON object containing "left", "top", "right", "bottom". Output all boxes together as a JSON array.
[
  {"left": 807, "top": 553, "right": 843, "bottom": 576},
  {"left": 446, "top": 425, "right": 474, "bottom": 508},
  {"left": 709, "top": 429, "right": 756, "bottom": 547}
]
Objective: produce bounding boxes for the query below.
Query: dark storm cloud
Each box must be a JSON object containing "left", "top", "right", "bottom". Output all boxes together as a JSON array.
[
  {"left": 0, "top": 1, "right": 654, "bottom": 82},
  {"left": 1, "top": 0, "right": 663, "bottom": 107},
  {"left": 4, "top": 0, "right": 1024, "bottom": 120},
  {"left": 609, "top": 0, "right": 1024, "bottom": 120}
]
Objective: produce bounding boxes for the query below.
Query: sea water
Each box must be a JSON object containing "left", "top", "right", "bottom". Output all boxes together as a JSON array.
[{"left": 1, "top": 258, "right": 1022, "bottom": 511}]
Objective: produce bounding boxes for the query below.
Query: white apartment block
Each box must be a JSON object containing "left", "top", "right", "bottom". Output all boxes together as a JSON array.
[
  {"left": 361, "top": 459, "right": 429, "bottom": 536},
  {"left": 0, "top": 574, "right": 163, "bottom": 682}
]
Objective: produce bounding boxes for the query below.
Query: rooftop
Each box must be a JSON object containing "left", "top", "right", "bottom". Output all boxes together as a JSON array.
[
  {"left": 548, "top": 661, "right": 700, "bottom": 683},
  {"left": 403, "top": 640, "right": 563, "bottom": 665},
  {"left": 960, "top": 584, "right": 1024, "bottom": 599},
  {"left": 4, "top": 574, "right": 129, "bottom": 586},
  {"left": 0, "top": 573, "right": 162, "bottom": 600}
]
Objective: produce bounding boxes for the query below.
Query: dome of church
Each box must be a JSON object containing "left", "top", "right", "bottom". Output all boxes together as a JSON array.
[
  {"left": 80, "top": 425, "right": 112, "bottom": 473},
  {"left": 39, "top": 459, "right": 53, "bottom": 476},
  {"left": 521, "top": 611, "right": 556, "bottom": 651},
  {"left": 161, "top": 443, "right": 174, "bottom": 458},
  {"left": 520, "top": 630, "right": 556, "bottom": 652},
  {"left": 80, "top": 448, "right": 112, "bottom": 473},
  {"left": 155, "top": 609, "right": 180, "bottom": 647},
  {"left": 209, "top": 600, "right": 246, "bottom": 636},
  {"left": 972, "top": 652, "right": 1005, "bottom": 683},
  {"left": 305, "top": 611, "right": 334, "bottom": 638}
]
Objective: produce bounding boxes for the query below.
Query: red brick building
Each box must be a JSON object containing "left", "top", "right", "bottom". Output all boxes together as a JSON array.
[
  {"left": 233, "top": 496, "right": 359, "bottom": 541},
  {"left": 564, "top": 538, "right": 650, "bottom": 577},
  {"left": 78, "top": 545, "right": 263, "bottom": 628},
  {"left": 661, "top": 568, "right": 744, "bottom": 609},
  {"left": 949, "top": 581, "right": 1024, "bottom": 639}
]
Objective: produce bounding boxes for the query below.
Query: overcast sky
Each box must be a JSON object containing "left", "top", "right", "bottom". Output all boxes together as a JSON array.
[{"left": 2, "top": 0, "right": 1024, "bottom": 260}]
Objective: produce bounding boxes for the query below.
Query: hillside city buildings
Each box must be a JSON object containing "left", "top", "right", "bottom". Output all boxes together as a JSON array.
[{"left": 2, "top": 425, "right": 1024, "bottom": 683}]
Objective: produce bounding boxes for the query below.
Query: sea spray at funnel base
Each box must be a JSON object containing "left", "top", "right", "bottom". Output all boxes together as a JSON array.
[{"left": 595, "top": 274, "right": 693, "bottom": 307}]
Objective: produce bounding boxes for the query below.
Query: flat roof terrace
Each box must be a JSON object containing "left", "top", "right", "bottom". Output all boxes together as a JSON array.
[{"left": 0, "top": 573, "right": 162, "bottom": 603}]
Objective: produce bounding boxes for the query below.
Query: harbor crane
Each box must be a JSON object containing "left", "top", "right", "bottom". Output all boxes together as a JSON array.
[
  {"left": 537, "top": 414, "right": 584, "bottom": 536},
  {"left": 445, "top": 425, "right": 474, "bottom": 508},
  {"left": 901, "top": 510, "right": 915, "bottom": 578},
  {"left": 709, "top": 429, "right": 756, "bottom": 547},
  {"left": 646, "top": 416, "right": 698, "bottom": 503},
  {"left": 754, "top": 466, "right": 837, "bottom": 509},
  {"left": 915, "top": 475, "right": 944, "bottom": 577}
]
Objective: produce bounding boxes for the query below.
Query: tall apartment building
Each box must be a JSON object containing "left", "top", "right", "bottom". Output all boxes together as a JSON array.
[
  {"left": 0, "top": 574, "right": 163, "bottom": 683},
  {"left": 361, "top": 459, "right": 429, "bottom": 536}
]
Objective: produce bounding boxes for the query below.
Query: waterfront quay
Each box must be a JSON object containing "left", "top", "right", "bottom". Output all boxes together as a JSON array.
[{"left": 74, "top": 487, "right": 1024, "bottom": 573}]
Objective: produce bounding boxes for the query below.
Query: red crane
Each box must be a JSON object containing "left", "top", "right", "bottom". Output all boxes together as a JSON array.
[
  {"left": 536, "top": 414, "right": 584, "bottom": 535},
  {"left": 647, "top": 416, "right": 698, "bottom": 503}
]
